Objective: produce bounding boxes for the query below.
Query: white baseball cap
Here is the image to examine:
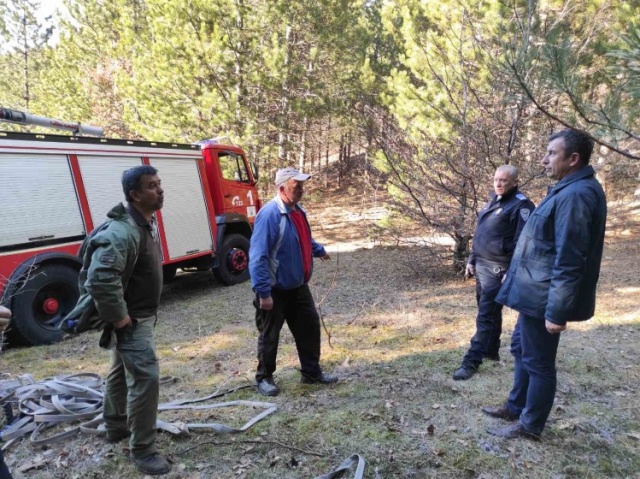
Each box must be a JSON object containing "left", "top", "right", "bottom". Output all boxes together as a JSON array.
[{"left": 275, "top": 167, "right": 311, "bottom": 187}]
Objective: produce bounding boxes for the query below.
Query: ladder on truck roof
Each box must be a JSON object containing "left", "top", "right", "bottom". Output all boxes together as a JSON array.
[{"left": 0, "top": 107, "right": 104, "bottom": 137}]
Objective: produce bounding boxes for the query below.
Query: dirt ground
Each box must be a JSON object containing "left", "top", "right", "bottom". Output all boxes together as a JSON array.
[{"left": 1, "top": 182, "right": 639, "bottom": 479}]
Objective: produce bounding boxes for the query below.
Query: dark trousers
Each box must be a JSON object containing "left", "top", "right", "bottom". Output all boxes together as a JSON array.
[
  {"left": 0, "top": 449, "right": 13, "bottom": 479},
  {"left": 462, "top": 260, "right": 506, "bottom": 369},
  {"left": 254, "top": 284, "right": 322, "bottom": 382},
  {"left": 507, "top": 313, "right": 561, "bottom": 434},
  {"left": 103, "top": 319, "right": 159, "bottom": 458}
]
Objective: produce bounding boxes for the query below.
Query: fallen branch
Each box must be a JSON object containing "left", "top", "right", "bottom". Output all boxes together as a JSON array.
[
  {"left": 316, "top": 249, "right": 340, "bottom": 348},
  {"left": 175, "top": 439, "right": 324, "bottom": 457}
]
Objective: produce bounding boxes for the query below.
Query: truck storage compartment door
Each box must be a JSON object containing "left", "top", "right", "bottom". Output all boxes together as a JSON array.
[
  {"left": 149, "top": 157, "right": 213, "bottom": 260},
  {"left": 78, "top": 156, "right": 143, "bottom": 225},
  {"left": 0, "top": 154, "right": 85, "bottom": 248}
]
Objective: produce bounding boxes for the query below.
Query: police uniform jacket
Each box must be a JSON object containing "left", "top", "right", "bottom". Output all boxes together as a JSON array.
[
  {"left": 496, "top": 166, "right": 606, "bottom": 324},
  {"left": 469, "top": 187, "right": 535, "bottom": 267}
]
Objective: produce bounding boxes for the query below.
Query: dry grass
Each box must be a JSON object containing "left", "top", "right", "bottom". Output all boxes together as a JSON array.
[{"left": 1, "top": 188, "right": 639, "bottom": 479}]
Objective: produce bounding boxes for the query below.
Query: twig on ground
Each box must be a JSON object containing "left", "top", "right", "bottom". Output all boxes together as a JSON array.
[
  {"left": 316, "top": 250, "right": 340, "bottom": 348},
  {"left": 346, "top": 299, "right": 381, "bottom": 326},
  {"left": 175, "top": 439, "right": 324, "bottom": 457},
  {"left": 319, "top": 309, "right": 333, "bottom": 348},
  {"left": 584, "top": 325, "right": 617, "bottom": 370},
  {"left": 345, "top": 301, "right": 367, "bottom": 326}
]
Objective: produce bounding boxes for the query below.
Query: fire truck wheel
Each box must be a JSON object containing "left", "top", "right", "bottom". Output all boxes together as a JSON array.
[
  {"left": 10, "top": 264, "right": 79, "bottom": 346},
  {"left": 213, "top": 234, "right": 250, "bottom": 286}
]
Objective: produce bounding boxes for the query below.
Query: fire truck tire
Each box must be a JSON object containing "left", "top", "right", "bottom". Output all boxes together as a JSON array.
[
  {"left": 10, "top": 264, "right": 79, "bottom": 346},
  {"left": 213, "top": 234, "right": 250, "bottom": 286}
]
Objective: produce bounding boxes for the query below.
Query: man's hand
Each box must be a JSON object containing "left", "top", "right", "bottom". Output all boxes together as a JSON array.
[
  {"left": 465, "top": 263, "right": 475, "bottom": 278},
  {"left": 545, "top": 320, "right": 566, "bottom": 334},
  {"left": 0, "top": 305, "right": 11, "bottom": 331},
  {"left": 260, "top": 296, "right": 274, "bottom": 311},
  {"left": 0, "top": 305, "right": 11, "bottom": 319},
  {"left": 319, "top": 254, "right": 331, "bottom": 261},
  {"left": 114, "top": 314, "right": 132, "bottom": 329}
]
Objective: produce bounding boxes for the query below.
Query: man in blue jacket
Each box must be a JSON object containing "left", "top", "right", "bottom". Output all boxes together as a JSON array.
[
  {"left": 454, "top": 165, "right": 534, "bottom": 380},
  {"left": 483, "top": 129, "right": 607, "bottom": 440},
  {"left": 249, "top": 167, "right": 338, "bottom": 396}
]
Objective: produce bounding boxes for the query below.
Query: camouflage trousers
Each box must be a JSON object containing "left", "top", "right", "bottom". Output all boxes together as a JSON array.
[{"left": 103, "top": 318, "right": 159, "bottom": 458}]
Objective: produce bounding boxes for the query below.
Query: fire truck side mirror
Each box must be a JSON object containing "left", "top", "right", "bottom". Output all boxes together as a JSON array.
[{"left": 251, "top": 161, "right": 259, "bottom": 183}]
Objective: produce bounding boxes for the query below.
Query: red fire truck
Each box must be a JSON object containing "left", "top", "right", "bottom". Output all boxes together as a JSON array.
[{"left": 0, "top": 108, "right": 261, "bottom": 346}]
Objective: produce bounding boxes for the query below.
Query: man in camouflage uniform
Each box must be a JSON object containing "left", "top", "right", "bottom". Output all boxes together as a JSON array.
[
  {"left": 77, "top": 165, "right": 169, "bottom": 475},
  {"left": 0, "top": 306, "right": 14, "bottom": 479}
]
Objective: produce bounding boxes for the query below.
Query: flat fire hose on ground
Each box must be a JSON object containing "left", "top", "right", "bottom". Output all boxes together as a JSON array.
[
  {"left": 0, "top": 373, "right": 276, "bottom": 450},
  {"left": 313, "top": 454, "right": 366, "bottom": 479},
  {"left": 2, "top": 374, "right": 365, "bottom": 478}
]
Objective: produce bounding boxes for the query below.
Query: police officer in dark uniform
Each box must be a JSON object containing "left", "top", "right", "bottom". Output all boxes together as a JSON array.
[{"left": 454, "top": 165, "right": 535, "bottom": 380}]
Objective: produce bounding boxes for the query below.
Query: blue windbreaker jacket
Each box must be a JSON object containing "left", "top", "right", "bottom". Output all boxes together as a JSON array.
[{"left": 249, "top": 195, "right": 326, "bottom": 298}]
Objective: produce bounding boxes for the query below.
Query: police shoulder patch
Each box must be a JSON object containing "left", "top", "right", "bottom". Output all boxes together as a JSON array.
[
  {"left": 516, "top": 193, "right": 528, "bottom": 201},
  {"left": 520, "top": 208, "right": 531, "bottom": 221}
]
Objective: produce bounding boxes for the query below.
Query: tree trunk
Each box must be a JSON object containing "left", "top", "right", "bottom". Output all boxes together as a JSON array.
[
  {"left": 299, "top": 115, "right": 308, "bottom": 171},
  {"left": 325, "top": 120, "right": 331, "bottom": 188},
  {"left": 453, "top": 233, "right": 471, "bottom": 273},
  {"left": 277, "top": 25, "right": 292, "bottom": 163},
  {"left": 338, "top": 134, "right": 345, "bottom": 187},
  {"left": 22, "top": 14, "right": 30, "bottom": 109}
]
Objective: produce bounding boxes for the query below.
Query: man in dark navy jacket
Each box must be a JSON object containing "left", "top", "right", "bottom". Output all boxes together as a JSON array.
[
  {"left": 454, "top": 165, "right": 534, "bottom": 380},
  {"left": 483, "top": 129, "right": 607, "bottom": 440}
]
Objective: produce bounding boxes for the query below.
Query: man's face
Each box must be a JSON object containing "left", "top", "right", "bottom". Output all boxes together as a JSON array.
[
  {"left": 542, "top": 137, "right": 578, "bottom": 181},
  {"left": 132, "top": 174, "right": 164, "bottom": 212},
  {"left": 281, "top": 179, "right": 305, "bottom": 205},
  {"left": 493, "top": 169, "right": 517, "bottom": 196}
]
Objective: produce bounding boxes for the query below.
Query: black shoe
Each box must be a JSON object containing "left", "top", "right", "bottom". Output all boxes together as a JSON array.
[
  {"left": 131, "top": 452, "right": 171, "bottom": 475},
  {"left": 482, "top": 404, "right": 519, "bottom": 421},
  {"left": 453, "top": 366, "right": 476, "bottom": 381},
  {"left": 487, "top": 422, "right": 540, "bottom": 441},
  {"left": 300, "top": 372, "right": 339, "bottom": 385},
  {"left": 105, "top": 429, "right": 130, "bottom": 443},
  {"left": 257, "top": 377, "right": 279, "bottom": 396},
  {"left": 484, "top": 353, "right": 500, "bottom": 361}
]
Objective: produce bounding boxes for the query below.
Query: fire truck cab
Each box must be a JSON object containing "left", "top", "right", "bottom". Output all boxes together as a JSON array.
[{"left": 0, "top": 110, "right": 261, "bottom": 346}]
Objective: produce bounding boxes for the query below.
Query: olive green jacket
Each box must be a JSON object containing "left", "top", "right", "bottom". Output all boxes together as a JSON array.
[{"left": 62, "top": 203, "right": 141, "bottom": 335}]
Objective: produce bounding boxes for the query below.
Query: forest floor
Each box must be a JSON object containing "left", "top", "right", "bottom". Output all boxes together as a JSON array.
[{"left": 1, "top": 174, "right": 640, "bottom": 479}]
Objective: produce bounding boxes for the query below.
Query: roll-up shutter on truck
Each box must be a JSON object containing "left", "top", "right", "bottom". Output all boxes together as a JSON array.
[
  {"left": 78, "top": 156, "right": 143, "bottom": 225},
  {"left": 0, "top": 154, "right": 85, "bottom": 249},
  {"left": 149, "top": 157, "right": 213, "bottom": 260}
]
